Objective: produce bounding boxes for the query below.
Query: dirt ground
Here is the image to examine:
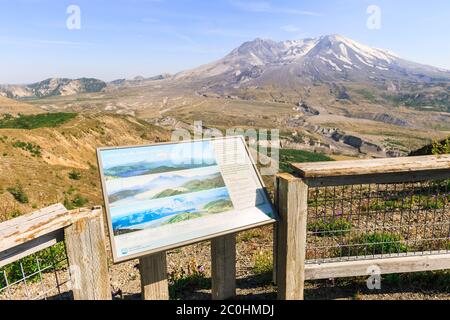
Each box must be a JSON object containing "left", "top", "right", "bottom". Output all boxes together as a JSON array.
[
  {"left": 106, "top": 225, "right": 449, "bottom": 301},
  {"left": 1, "top": 225, "right": 448, "bottom": 301}
]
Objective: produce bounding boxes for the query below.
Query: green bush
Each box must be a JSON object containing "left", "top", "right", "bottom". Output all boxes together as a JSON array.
[
  {"left": 0, "top": 113, "right": 77, "bottom": 129},
  {"left": 7, "top": 185, "right": 29, "bottom": 204},
  {"left": 384, "top": 270, "right": 450, "bottom": 292},
  {"left": 68, "top": 170, "right": 82, "bottom": 180},
  {"left": 308, "top": 217, "right": 352, "bottom": 237},
  {"left": 0, "top": 243, "right": 66, "bottom": 289},
  {"left": 64, "top": 194, "right": 88, "bottom": 210},
  {"left": 12, "top": 141, "right": 41, "bottom": 157},
  {"left": 279, "top": 149, "right": 333, "bottom": 173},
  {"left": 339, "top": 232, "right": 408, "bottom": 257},
  {"left": 252, "top": 250, "right": 273, "bottom": 275},
  {"left": 431, "top": 138, "right": 450, "bottom": 155},
  {"left": 168, "top": 260, "right": 209, "bottom": 300}
]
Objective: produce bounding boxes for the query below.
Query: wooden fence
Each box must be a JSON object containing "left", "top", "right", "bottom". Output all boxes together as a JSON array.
[
  {"left": 1, "top": 154, "right": 449, "bottom": 300},
  {"left": 0, "top": 204, "right": 237, "bottom": 300},
  {"left": 0, "top": 204, "right": 111, "bottom": 300},
  {"left": 274, "top": 154, "right": 450, "bottom": 299}
]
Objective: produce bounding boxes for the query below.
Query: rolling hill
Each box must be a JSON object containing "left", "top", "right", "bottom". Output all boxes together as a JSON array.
[
  {"left": 0, "top": 113, "right": 170, "bottom": 221},
  {"left": 0, "top": 96, "right": 43, "bottom": 115}
]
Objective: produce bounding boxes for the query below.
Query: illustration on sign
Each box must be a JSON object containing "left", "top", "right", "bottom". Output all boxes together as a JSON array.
[{"left": 97, "top": 137, "right": 275, "bottom": 262}]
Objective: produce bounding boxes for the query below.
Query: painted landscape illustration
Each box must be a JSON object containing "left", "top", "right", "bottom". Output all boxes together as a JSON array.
[{"left": 99, "top": 141, "right": 234, "bottom": 236}]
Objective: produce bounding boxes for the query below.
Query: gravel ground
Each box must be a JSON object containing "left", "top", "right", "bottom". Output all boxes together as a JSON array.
[{"left": 1, "top": 225, "right": 448, "bottom": 300}]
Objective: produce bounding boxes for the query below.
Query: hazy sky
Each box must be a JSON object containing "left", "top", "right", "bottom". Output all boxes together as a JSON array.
[{"left": 1, "top": 0, "right": 449, "bottom": 83}]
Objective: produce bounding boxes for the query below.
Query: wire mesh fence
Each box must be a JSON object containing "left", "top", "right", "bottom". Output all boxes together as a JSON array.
[
  {"left": 0, "top": 242, "right": 72, "bottom": 300},
  {"left": 305, "top": 179, "right": 450, "bottom": 264}
]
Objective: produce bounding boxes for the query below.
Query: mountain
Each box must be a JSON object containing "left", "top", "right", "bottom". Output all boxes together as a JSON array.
[
  {"left": 0, "top": 78, "right": 107, "bottom": 98},
  {"left": 174, "top": 35, "right": 450, "bottom": 91},
  {"left": 107, "top": 74, "right": 172, "bottom": 89}
]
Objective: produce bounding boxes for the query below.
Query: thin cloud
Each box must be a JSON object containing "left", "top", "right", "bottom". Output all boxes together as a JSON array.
[
  {"left": 281, "top": 25, "right": 300, "bottom": 33},
  {"left": 31, "top": 39, "right": 93, "bottom": 46},
  {"left": 202, "top": 28, "right": 253, "bottom": 38},
  {"left": 0, "top": 36, "right": 92, "bottom": 47},
  {"left": 231, "top": 1, "right": 323, "bottom": 17}
]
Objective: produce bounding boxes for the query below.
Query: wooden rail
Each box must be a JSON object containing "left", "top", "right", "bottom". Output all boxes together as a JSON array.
[
  {"left": 275, "top": 154, "right": 450, "bottom": 300},
  {"left": 0, "top": 204, "right": 111, "bottom": 300}
]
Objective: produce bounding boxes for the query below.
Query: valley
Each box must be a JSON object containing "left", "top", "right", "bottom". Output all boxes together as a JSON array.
[{"left": 1, "top": 34, "right": 449, "bottom": 219}]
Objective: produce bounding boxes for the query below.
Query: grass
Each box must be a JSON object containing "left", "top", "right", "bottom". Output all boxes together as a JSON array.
[
  {"left": 7, "top": 184, "right": 29, "bottom": 204},
  {"left": 168, "top": 260, "right": 210, "bottom": 300},
  {"left": 63, "top": 194, "right": 88, "bottom": 210},
  {"left": 238, "top": 229, "right": 264, "bottom": 242},
  {"left": 279, "top": 149, "right": 333, "bottom": 174},
  {"left": 384, "top": 270, "right": 450, "bottom": 292},
  {"left": 68, "top": 170, "right": 82, "bottom": 180},
  {"left": 252, "top": 250, "right": 273, "bottom": 277},
  {"left": 308, "top": 217, "right": 352, "bottom": 237},
  {"left": 0, "top": 243, "right": 67, "bottom": 290},
  {"left": 355, "top": 89, "right": 377, "bottom": 102},
  {"left": 0, "top": 113, "right": 77, "bottom": 129},
  {"left": 339, "top": 232, "right": 408, "bottom": 257},
  {"left": 12, "top": 141, "right": 41, "bottom": 157}
]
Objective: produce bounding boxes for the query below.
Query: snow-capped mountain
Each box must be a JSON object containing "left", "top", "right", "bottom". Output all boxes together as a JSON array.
[{"left": 175, "top": 34, "right": 450, "bottom": 90}]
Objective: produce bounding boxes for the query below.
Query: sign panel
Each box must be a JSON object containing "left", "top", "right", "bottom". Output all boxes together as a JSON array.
[{"left": 97, "top": 136, "right": 276, "bottom": 263}]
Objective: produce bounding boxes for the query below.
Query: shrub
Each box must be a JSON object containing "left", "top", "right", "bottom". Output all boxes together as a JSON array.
[
  {"left": 279, "top": 149, "right": 333, "bottom": 174},
  {"left": 12, "top": 141, "right": 41, "bottom": 157},
  {"left": 431, "top": 138, "right": 450, "bottom": 155},
  {"left": 308, "top": 217, "right": 352, "bottom": 237},
  {"left": 384, "top": 270, "right": 450, "bottom": 292},
  {"left": 64, "top": 194, "right": 88, "bottom": 210},
  {"left": 339, "top": 232, "right": 408, "bottom": 257},
  {"left": 168, "top": 260, "right": 209, "bottom": 299},
  {"left": 252, "top": 250, "right": 273, "bottom": 276},
  {"left": 0, "top": 243, "right": 67, "bottom": 290},
  {"left": 0, "top": 113, "right": 77, "bottom": 129},
  {"left": 7, "top": 185, "right": 29, "bottom": 204},
  {"left": 68, "top": 170, "right": 82, "bottom": 180},
  {"left": 238, "top": 229, "right": 264, "bottom": 242}
]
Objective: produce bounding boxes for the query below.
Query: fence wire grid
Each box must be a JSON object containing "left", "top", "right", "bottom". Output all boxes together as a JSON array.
[
  {"left": 0, "top": 242, "right": 72, "bottom": 300},
  {"left": 306, "top": 179, "right": 450, "bottom": 264}
]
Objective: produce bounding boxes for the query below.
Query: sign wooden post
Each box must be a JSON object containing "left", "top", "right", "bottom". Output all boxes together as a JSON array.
[
  {"left": 139, "top": 251, "right": 169, "bottom": 300},
  {"left": 275, "top": 173, "right": 308, "bottom": 300},
  {"left": 96, "top": 137, "right": 276, "bottom": 300},
  {"left": 211, "top": 234, "right": 236, "bottom": 300},
  {"left": 64, "top": 208, "right": 112, "bottom": 300}
]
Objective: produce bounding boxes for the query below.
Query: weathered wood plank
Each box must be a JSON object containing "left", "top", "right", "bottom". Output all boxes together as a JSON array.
[
  {"left": 211, "top": 234, "right": 236, "bottom": 300},
  {"left": 139, "top": 252, "right": 169, "bottom": 300},
  {"left": 0, "top": 204, "right": 98, "bottom": 253},
  {"left": 64, "top": 207, "right": 111, "bottom": 300},
  {"left": 275, "top": 173, "right": 308, "bottom": 300},
  {"left": 305, "top": 253, "right": 450, "bottom": 280},
  {"left": 0, "top": 230, "right": 63, "bottom": 268},
  {"left": 292, "top": 155, "right": 450, "bottom": 178},
  {"left": 305, "top": 169, "right": 450, "bottom": 187},
  {"left": 0, "top": 203, "right": 66, "bottom": 230}
]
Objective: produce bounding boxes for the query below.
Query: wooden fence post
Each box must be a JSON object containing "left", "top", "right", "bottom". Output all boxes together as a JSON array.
[
  {"left": 211, "top": 234, "right": 236, "bottom": 300},
  {"left": 139, "top": 251, "right": 169, "bottom": 300},
  {"left": 272, "top": 175, "right": 279, "bottom": 285},
  {"left": 64, "top": 208, "right": 112, "bottom": 300},
  {"left": 275, "top": 173, "right": 308, "bottom": 300}
]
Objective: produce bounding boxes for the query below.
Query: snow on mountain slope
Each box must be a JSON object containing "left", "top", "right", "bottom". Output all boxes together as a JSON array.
[{"left": 174, "top": 34, "right": 450, "bottom": 90}]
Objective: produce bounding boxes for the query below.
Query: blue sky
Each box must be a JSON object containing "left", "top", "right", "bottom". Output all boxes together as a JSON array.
[
  {"left": 100, "top": 140, "right": 215, "bottom": 169},
  {"left": 1, "top": 0, "right": 449, "bottom": 83}
]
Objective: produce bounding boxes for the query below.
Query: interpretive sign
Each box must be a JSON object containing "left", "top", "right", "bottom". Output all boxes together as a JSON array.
[{"left": 97, "top": 136, "right": 276, "bottom": 263}]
